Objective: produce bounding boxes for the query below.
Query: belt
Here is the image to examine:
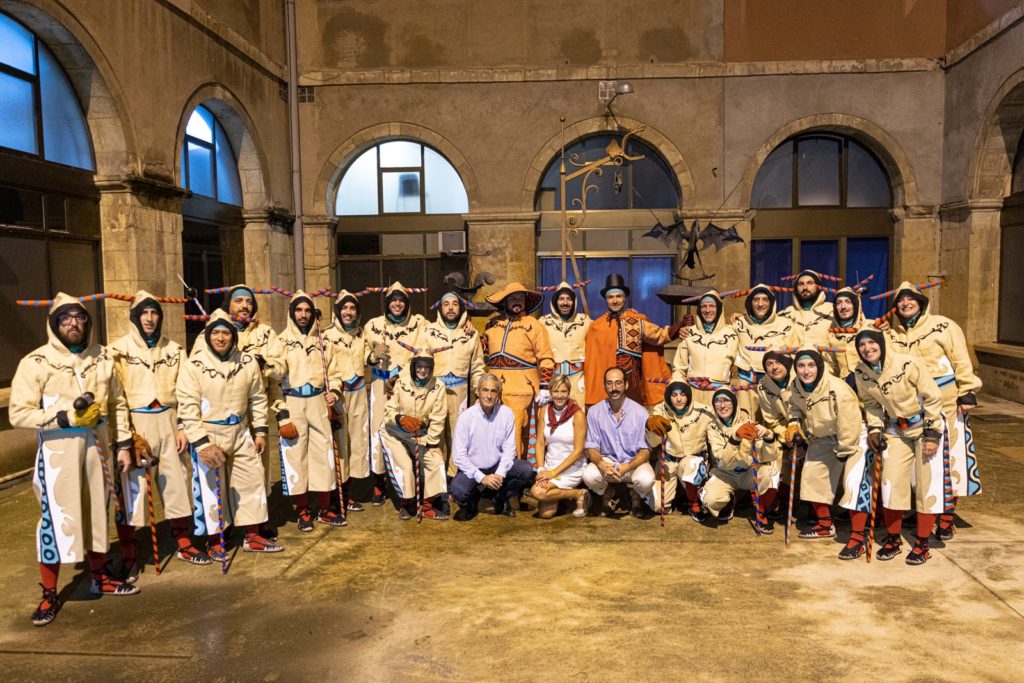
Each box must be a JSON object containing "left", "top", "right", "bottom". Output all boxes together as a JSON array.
[
  {"left": 372, "top": 366, "right": 401, "bottom": 381},
  {"left": 486, "top": 353, "right": 538, "bottom": 370},
  {"left": 934, "top": 374, "right": 956, "bottom": 388},
  {"left": 204, "top": 414, "right": 244, "bottom": 426},
  {"left": 663, "top": 453, "right": 682, "bottom": 463},
  {"left": 890, "top": 412, "right": 924, "bottom": 432},
  {"left": 737, "top": 368, "right": 755, "bottom": 383},
  {"left": 283, "top": 384, "right": 324, "bottom": 398},
  {"left": 131, "top": 406, "right": 171, "bottom": 414},
  {"left": 342, "top": 376, "right": 366, "bottom": 392},
  {"left": 438, "top": 373, "right": 467, "bottom": 388},
  {"left": 557, "top": 360, "right": 584, "bottom": 376}
]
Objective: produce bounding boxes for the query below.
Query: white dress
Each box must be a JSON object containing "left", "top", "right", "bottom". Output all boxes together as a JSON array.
[{"left": 543, "top": 407, "right": 584, "bottom": 490}]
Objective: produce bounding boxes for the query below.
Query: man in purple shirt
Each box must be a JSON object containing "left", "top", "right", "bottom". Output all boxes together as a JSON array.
[
  {"left": 582, "top": 367, "right": 655, "bottom": 517},
  {"left": 451, "top": 374, "right": 534, "bottom": 521}
]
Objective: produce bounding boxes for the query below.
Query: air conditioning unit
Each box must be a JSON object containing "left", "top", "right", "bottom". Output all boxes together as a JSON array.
[{"left": 439, "top": 230, "right": 467, "bottom": 254}]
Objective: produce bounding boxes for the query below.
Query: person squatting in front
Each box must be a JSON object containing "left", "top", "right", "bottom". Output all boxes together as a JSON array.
[
  {"left": 854, "top": 329, "right": 946, "bottom": 565},
  {"left": 581, "top": 367, "right": 656, "bottom": 518},
  {"left": 756, "top": 351, "right": 799, "bottom": 521},
  {"left": 529, "top": 373, "right": 589, "bottom": 519},
  {"left": 10, "top": 293, "right": 139, "bottom": 627},
  {"left": 177, "top": 310, "right": 279, "bottom": 556},
  {"left": 273, "top": 291, "right": 347, "bottom": 531},
  {"left": 110, "top": 291, "right": 206, "bottom": 577},
  {"left": 785, "top": 349, "right": 864, "bottom": 544},
  {"left": 379, "top": 350, "right": 450, "bottom": 520},
  {"left": 450, "top": 373, "right": 534, "bottom": 520},
  {"left": 644, "top": 380, "right": 714, "bottom": 521},
  {"left": 702, "top": 388, "right": 779, "bottom": 533}
]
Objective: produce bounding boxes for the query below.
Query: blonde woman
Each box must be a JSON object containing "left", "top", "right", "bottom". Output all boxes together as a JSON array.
[{"left": 530, "top": 374, "right": 588, "bottom": 519}]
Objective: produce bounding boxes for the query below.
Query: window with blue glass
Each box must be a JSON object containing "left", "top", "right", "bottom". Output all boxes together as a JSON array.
[
  {"left": 539, "top": 256, "right": 673, "bottom": 327},
  {"left": 0, "top": 12, "right": 93, "bottom": 170},
  {"left": 180, "top": 105, "right": 242, "bottom": 206}
]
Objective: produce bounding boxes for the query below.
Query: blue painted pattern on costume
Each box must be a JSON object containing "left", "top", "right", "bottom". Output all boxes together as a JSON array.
[
  {"left": 279, "top": 437, "right": 290, "bottom": 496},
  {"left": 964, "top": 414, "right": 982, "bottom": 496},
  {"left": 854, "top": 450, "right": 874, "bottom": 513},
  {"left": 695, "top": 459, "right": 709, "bottom": 487},
  {"left": 380, "top": 439, "right": 403, "bottom": 498},
  {"left": 113, "top": 476, "right": 127, "bottom": 525},
  {"left": 35, "top": 438, "right": 59, "bottom": 564},
  {"left": 190, "top": 446, "right": 208, "bottom": 536}
]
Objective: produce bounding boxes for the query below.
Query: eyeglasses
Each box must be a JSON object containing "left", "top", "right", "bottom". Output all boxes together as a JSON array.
[{"left": 57, "top": 312, "right": 88, "bottom": 325}]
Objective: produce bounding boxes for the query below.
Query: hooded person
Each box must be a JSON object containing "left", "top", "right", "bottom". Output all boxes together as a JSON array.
[
  {"left": 424, "top": 291, "right": 485, "bottom": 476},
  {"left": 379, "top": 350, "right": 449, "bottom": 519},
  {"left": 778, "top": 270, "right": 834, "bottom": 349},
  {"left": 701, "top": 388, "right": 779, "bottom": 531},
  {"left": 583, "top": 273, "right": 675, "bottom": 408},
  {"left": 274, "top": 291, "right": 347, "bottom": 531},
  {"left": 323, "top": 288, "right": 372, "bottom": 510},
  {"left": 363, "top": 282, "right": 429, "bottom": 504},
  {"left": 10, "top": 293, "right": 138, "bottom": 626},
  {"left": 482, "top": 281, "right": 555, "bottom": 460},
  {"left": 756, "top": 351, "right": 799, "bottom": 517},
  {"left": 539, "top": 282, "right": 591, "bottom": 406},
  {"left": 644, "top": 380, "right": 715, "bottom": 521},
  {"left": 110, "top": 291, "right": 206, "bottom": 574},
  {"left": 176, "top": 309, "right": 279, "bottom": 555},
  {"left": 826, "top": 286, "right": 871, "bottom": 381},
  {"left": 886, "top": 280, "right": 983, "bottom": 540},
  {"left": 853, "top": 329, "right": 946, "bottom": 565},
  {"left": 671, "top": 289, "right": 739, "bottom": 408},
  {"left": 784, "top": 348, "right": 863, "bottom": 544},
  {"left": 734, "top": 283, "right": 796, "bottom": 403}
]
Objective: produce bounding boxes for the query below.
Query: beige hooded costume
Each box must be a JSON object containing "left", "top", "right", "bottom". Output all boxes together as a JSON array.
[
  {"left": 323, "top": 289, "right": 372, "bottom": 482},
  {"left": 539, "top": 282, "right": 591, "bottom": 406}
]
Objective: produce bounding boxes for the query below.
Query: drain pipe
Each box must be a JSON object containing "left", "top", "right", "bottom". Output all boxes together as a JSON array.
[{"left": 285, "top": 0, "right": 304, "bottom": 290}]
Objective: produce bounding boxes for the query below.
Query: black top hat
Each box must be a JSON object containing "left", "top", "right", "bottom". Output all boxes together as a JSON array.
[{"left": 600, "top": 273, "right": 630, "bottom": 298}]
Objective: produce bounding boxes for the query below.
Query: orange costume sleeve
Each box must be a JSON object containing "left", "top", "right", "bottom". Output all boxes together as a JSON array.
[{"left": 584, "top": 311, "right": 670, "bottom": 407}]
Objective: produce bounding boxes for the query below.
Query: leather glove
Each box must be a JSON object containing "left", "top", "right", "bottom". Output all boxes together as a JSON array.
[
  {"left": 131, "top": 432, "right": 154, "bottom": 467},
  {"left": 667, "top": 321, "right": 684, "bottom": 340},
  {"left": 784, "top": 423, "right": 807, "bottom": 447},
  {"left": 68, "top": 402, "right": 101, "bottom": 429},
  {"left": 278, "top": 421, "right": 299, "bottom": 441},
  {"left": 198, "top": 444, "right": 226, "bottom": 469},
  {"left": 534, "top": 389, "right": 551, "bottom": 406},
  {"left": 372, "top": 342, "right": 389, "bottom": 362},
  {"left": 681, "top": 312, "right": 695, "bottom": 328},
  {"left": 384, "top": 376, "right": 398, "bottom": 398},
  {"left": 866, "top": 431, "right": 885, "bottom": 452},
  {"left": 646, "top": 415, "right": 673, "bottom": 438},
  {"left": 736, "top": 422, "right": 760, "bottom": 441},
  {"left": 398, "top": 415, "right": 424, "bottom": 433}
]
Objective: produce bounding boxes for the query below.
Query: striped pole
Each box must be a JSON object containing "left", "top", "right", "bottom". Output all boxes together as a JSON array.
[
  {"left": 866, "top": 442, "right": 884, "bottom": 563},
  {"left": 659, "top": 446, "right": 666, "bottom": 528},
  {"left": 785, "top": 447, "right": 797, "bottom": 547},
  {"left": 413, "top": 433, "right": 423, "bottom": 523},
  {"left": 313, "top": 312, "right": 347, "bottom": 525},
  {"left": 144, "top": 461, "right": 161, "bottom": 575},
  {"left": 214, "top": 467, "right": 228, "bottom": 576},
  {"left": 941, "top": 419, "right": 954, "bottom": 514},
  {"left": 750, "top": 441, "right": 762, "bottom": 537},
  {"left": 94, "top": 431, "right": 122, "bottom": 516}
]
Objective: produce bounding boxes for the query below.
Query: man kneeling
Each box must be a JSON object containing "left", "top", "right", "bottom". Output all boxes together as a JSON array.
[{"left": 450, "top": 374, "right": 533, "bottom": 520}]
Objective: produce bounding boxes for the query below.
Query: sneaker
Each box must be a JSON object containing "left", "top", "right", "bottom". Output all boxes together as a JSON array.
[
  {"left": 371, "top": 486, "right": 386, "bottom": 506},
  {"left": 838, "top": 540, "right": 866, "bottom": 560},
  {"left": 754, "top": 518, "right": 774, "bottom": 535},
  {"left": 719, "top": 498, "right": 735, "bottom": 522},
  {"left": 798, "top": 523, "right": 835, "bottom": 540},
  {"left": 90, "top": 573, "right": 141, "bottom": 597},
  {"left": 875, "top": 534, "right": 903, "bottom": 561},
  {"left": 176, "top": 545, "right": 213, "bottom": 566},
  {"left": 346, "top": 500, "right": 365, "bottom": 512},
  {"left": 123, "top": 558, "right": 142, "bottom": 585},
  {"left": 689, "top": 507, "right": 708, "bottom": 523},
  {"left": 906, "top": 538, "right": 931, "bottom": 566},
  {"left": 317, "top": 509, "right": 348, "bottom": 527},
  {"left": 398, "top": 506, "right": 413, "bottom": 521},
  {"left": 297, "top": 510, "right": 314, "bottom": 533},
  {"left": 572, "top": 491, "right": 590, "bottom": 518},
  {"left": 31, "top": 585, "right": 60, "bottom": 627},
  {"left": 936, "top": 522, "right": 956, "bottom": 542},
  {"left": 243, "top": 535, "right": 283, "bottom": 553}
]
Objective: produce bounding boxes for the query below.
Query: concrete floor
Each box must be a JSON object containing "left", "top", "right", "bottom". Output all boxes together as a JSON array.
[{"left": 0, "top": 398, "right": 1022, "bottom": 682}]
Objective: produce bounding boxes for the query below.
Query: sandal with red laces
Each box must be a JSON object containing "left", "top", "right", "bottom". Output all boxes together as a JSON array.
[
  {"left": 906, "top": 538, "right": 931, "bottom": 565},
  {"left": 317, "top": 509, "right": 348, "bottom": 527},
  {"left": 875, "top": 534, "right": 903, "bottom": 561},
  {"left": 838, "top": 540, "right": 866, "bottom": 560},
  {"left": 798, "top": 523, "right": 835, "bottom": 540},
  {"left": 297, "top": 510, "right": 314, "bottom": 533},
  {"left": 207, "top": 544, "right": 230, "bottom": 563},
  {"left": 176, "top": 545, "right": 213, "bottom": 566},
  {"left": 422, "top": 506, "right": 450, "bottom": 521},
  {"left": 347, "top": 500, "right": 365, "bottom": 512},
  {"left": 243, "top": 534, "right": 284, "bottom": 553},
  {"left": 936, "top": 521, "right": 956, "bottom": 542},
  {"left": 31, "top": 585, "right": 61, "bottom": 627},
  {"left": 90, "top": 572, "right": 141, "bottom": 597}
]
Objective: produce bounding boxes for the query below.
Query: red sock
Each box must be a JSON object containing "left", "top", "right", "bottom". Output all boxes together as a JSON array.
[
  {"left": 849, "top": 511, "right": 868, "bottom": 542},
  {"left": 883, "top": 507, "right": 903, "bottom": 535},
  {"left": 758, "top": 489, "right": 777, "bottom": 514},
  {"left": 116, "top": 524, "right": 136, "bottom": 562},
  {"left": 244, "top": 524, "right": 260, "bottom": 539},
  {"left": 317, "top": 491, "right": 331, "bottom": 510},
  {"left": 916, "top": 513, "right": 938, "bottom": 541},
  {"left": 684, "top": 483, "right": 700, "bottom": 512},
  {"left": 87, "top": 551, "right": 106, "bottom": 578},
  {"left": 812, "top": 502, "right": 832, "bottom": 526},
  {"left": 40, "top": 562, "right": 59, "bottom": 591},
  {"left": 170, "top": 517, "right": 193, "bottom": 550},
  {"left": 294, "top": 492, "right": 309, "bottom": 509}
]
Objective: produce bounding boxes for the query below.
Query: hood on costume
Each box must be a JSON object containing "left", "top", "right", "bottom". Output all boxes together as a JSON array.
[
  {"left": 711, "top": 388, "right": 737, "bottom": 423},
  {"left": 794, "top": 348, "right": 826, "bottom": 393},
  {"left": 485, "top": 281, "right": 542, "bottom": 313},
  {"left": 548, "top": 281, "right": 578, "bottom": 320},
  {"left": 854, "top": 328, "right": 887, "bottom": 369},
  {"left": 792, "top": 270, "right": 826, "bottom": 307},
  {"left": 663, "top": 380, "right": 693, "bottom": 416},
  {"left": 408, "top": 350, "right": 435, "bottom": 386},
  {"left": 832, "top": 286, "right": 863, "bottom": 326},
  {"left": 891, "top": 280, "right": 930, "bottom": 321},
  {"left": 435, "top": 291, "right": 468, "bottom": 329},
  {"left": 744, "top": 284, "right": 777, "bottom": 322},
  {"left": 384, "top": 281, "right": 413, "bottom": 324},
  {"left": 761, "top": 350, "right": 794, "bottom": 383},
  {"left": 47, "top": 292, "right": 92, "bottom": 353},
  {"left": 696, "top": 289, "right": 725, "bottom": 330},
  {"left": 287, "top": 290, "right": 317, "bottom": 336},
  {"left": 128, "top": 290, "right": 163, "bottom": 346},
  {"left": 220, "top": 284, "right": 258, "bottom": 319},
  {"left": 203, "top": 309, "right": 239, "bottom": 360},
  {"left": 333, "top": 288, "right": 360, "bottom": 329}
]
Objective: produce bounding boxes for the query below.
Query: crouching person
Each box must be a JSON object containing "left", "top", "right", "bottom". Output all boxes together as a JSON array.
[
  {"left": 582, "top": 367, "right": 655, "bottom": 518},
  {"left": 177, "top": 311, "right": 280, "bottom": 556},
  {"left": 530, "top": 374, "right": 588, "bottom": 519},
  {"left": 380, "top": 351, "right": 449, "bottom": 520},
  {"left": 645, "top": 381, "right": 714, "bottom": 521},
  {"left": 702, "top": 389, "right": 779, "bottom": 533},
  {"left": 11, "top": 294, "right": 139, "bottom": 626},
  {"left": 450, "top": 374, "right": 533, "bottom": 520},
  {"left": 854, "top": 330, "right": 945, "bottom": 565}
]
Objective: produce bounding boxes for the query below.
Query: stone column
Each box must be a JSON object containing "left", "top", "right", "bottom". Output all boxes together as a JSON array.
[
  {"left": 892, "top": 205, "right": 941, "bottom": 309},
  {"left": 302, "top": 215, "right": 338, "bottom": 318},
  {"left": 96, "top": 177, "right": 187, "bottom": 345},
  {"left": 939, "top": 199, "right": 1002, "bottom": 348},
  {"left": 243, "top": 208, "right": 295, "bottom": 331},
  {"left": 464, "top": 211, "right": 540, "bottom": 303}
]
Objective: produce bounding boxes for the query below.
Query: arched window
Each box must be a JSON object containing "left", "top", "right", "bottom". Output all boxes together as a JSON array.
[
  {"left": 534, "top": 134, "right": 680, "bottom": 327},
  {"left": 180, "top": 105, "right": 242, "bottom": 206},
  {"left": 1000, "top": 131, "right": 1024, "bottom": 345},
  {"left": 749, "top": 133, "right": 894, "bottom": 317},
  {"left": 0, "top": 11, "right": 101, "bottom": 386},
  {"left": 333, "top": 140, "right": 470, "bottom": 318},
  {"left": 1012, "top": 131, "right": 1024, "bottom": 196}
]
